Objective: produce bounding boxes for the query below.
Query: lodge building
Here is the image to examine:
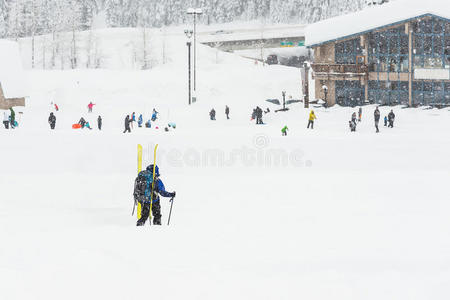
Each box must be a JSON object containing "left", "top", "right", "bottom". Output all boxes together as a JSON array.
[{"left": 305, "top": 0, "right": 449, "bottom": 107}]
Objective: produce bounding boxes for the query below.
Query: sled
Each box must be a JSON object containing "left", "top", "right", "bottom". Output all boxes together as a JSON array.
[{"left": 72, "top": 124, "right": 82, "bottom": 129}]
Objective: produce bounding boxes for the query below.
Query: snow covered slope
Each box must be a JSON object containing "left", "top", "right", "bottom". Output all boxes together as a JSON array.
[{"left": 2, "top": 29, "right": 450, "bottom": 300}]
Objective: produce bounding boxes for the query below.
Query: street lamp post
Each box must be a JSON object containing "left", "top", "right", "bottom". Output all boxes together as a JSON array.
[
  {"left": 187, "top": 8, "right": 202, "bottom": 92},
  {"left": 184, "top": 30, "right": 193, "bottom": 105},
  {"left": 322, "top": 85, "right": 328, "bottom": 108}
]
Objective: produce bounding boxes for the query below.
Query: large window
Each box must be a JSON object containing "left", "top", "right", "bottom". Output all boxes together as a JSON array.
[
  {"left": 335, "top": 80, "right": 364, "bottom": 106},
  {"left": 335, "top": 38, "right": 363, "bottom": 64},
  {"left": 413, "top": 80, "right": 450, "bottom": 105},
  {"left": 368, "top": 80, "right": 409, "bottom": 105},
  {"left": 413, "top": 17, "right": 450, "bottom": 69},
  {"left": 368, "top": 25, "right": 409, "bottom": 73}
]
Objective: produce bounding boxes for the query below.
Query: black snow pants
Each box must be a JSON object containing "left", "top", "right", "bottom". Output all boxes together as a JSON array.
[
  {"left": 50, "top": 122, "right": 55, "bottom": 129},
  {"left": 137, "top": 201, "right": 162, "bottom": 226},
  {"left": 307, "top": 120, "right": 314, "bottom": 129},
  {"left": 123, "top": 125, "right": 131, "bottom": 133}
]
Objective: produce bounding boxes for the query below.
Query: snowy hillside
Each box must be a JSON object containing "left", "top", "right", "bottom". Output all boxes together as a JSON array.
[{"left": 0, "top": 0, "right": 391, "bottom": 39}]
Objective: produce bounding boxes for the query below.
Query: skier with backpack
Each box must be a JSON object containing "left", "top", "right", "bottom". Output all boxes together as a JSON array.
[{"left": 134, "top": 164, "right": 176, "bottom": 226}]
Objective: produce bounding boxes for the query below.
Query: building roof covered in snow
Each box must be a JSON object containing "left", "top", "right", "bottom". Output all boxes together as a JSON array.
[
  {"left": 0, "top": 40, "right": 28, "bottom": 99},
  {"left": 306, "top": 0, "right": 450, "bottom": 47}
]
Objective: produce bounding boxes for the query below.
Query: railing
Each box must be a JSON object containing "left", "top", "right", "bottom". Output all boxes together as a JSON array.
[{"left": 311, "top": 63, "right": 368, "bottom": 75}]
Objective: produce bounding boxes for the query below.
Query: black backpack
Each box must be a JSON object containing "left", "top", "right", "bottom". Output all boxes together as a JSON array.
[{"left": 133, "top": 170, "right": 156, "bottom": 203}]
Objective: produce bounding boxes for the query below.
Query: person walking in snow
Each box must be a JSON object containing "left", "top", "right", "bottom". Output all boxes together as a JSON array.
[
  {"left": 307, "top": 110, "right": 316, "bottom": 129},
  {"left": 349, "top": 112, "right": 357, "bottom": 132},
  {"left": 210, "top": 108, "right": 216, "bottom": 120},
  {"left": 388, "top": 110, "right": 395, "bottom": 128},
  {"left": 281, "top": 125, "right": 288, "bottom": 136},
  {"left": 256, "top": 106, "right": 263, "bottom": 124},
  {"left": 87, "top": 101, "right": 95, "bottom": 113},
  {"left": 54, "top": 103, "right": 59, "bottom": 111},
  {"left": 97, "top": 115, "right": 102, "bottom": 130},
  {"left": 123, "top": 115, "right": 131, "bottom": 133},
  {"left": 48, "top": 112, "right": 56, "bottom": 130},
  {"left": 134, "top": 164, "right": 176, "bottom": 226},
  {"left": 138, "top": 114, "right": 143, "bottom": 127},
  {"left": 225, "top": 105, "right": 230, "bottom": 119},
  {"left": 384, "top": 115, "right": 388, "bottom": 127},
  {"left": 3, "top": 110, "right": 10, "bottom": 129},
  {"left": 358, "top": 107, "right": 362, "bottom": 122},
  {"left": 374, "top": 107, "right": 381, "bottom": 133}
]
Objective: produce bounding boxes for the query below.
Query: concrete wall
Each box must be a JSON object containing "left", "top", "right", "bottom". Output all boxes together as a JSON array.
[
  {"left": 313, "top": 43, "right": 335, "bottom": 64},
  {"left": 0, "top": 83, "right": 25, "bottom": 110},
  {"left": 313, "top": 43, "right": 336, "bottom": 104},
  {"left": 315, "top": 79, "right": 336, "bottom": 105}
]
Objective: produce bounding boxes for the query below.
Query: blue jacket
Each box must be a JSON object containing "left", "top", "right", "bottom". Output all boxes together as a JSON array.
[
  {"left": 143, "top": 176, "right": 172, "bottom": 204},
  {"left": 138, "top": 115, "right": 143, "bottom": 125}
]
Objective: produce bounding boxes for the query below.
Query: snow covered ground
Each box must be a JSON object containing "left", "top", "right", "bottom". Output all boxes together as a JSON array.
[{"left": 1, "top": 34, "right": 450, "bottom": 299}]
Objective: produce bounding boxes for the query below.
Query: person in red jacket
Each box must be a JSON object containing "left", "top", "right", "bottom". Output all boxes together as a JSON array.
[
  {"left": 87, "top": 102, "right": 95, "bottom": 113},
  {"left": 54, "top": 103, "right": 59, "bottom": 111}
]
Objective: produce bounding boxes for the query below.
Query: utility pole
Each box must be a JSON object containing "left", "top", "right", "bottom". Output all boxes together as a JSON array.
[
  {"left": 187, "top": 8, "right": 203, "bottom": 92},
  {"left": 304, "top": 62, "right": 310, "bottom": 109},
  {"left": 184, "top": 30, "right": 193, "bottom": 105}
]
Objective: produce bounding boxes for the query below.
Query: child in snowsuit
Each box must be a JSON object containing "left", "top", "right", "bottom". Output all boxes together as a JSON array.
[
  {"left": 384, "top": 116, "right": 388, "bottom": 127},
  {"left": 138, "top": 114, "right": 143, "bottom": 127},
  {"left": 281, "top": 126, "right": 288, "bottom": 136},
  {"left": 388, "top": 110, "right": 395, "bottom": 128},
  {"left": 78, "top": 117, "right": 86, "bottom": 128},
  {"left": 210, "top": 109, "right": 216, "bottom": 120},
  {"left": 134, "top": 165, "right": 176, "bottom": 226},
  {"left": 48, "top": 112, "right": 56, "bottom": 129}
]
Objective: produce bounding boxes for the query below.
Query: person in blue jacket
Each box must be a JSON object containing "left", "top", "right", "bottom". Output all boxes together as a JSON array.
[
  {"left": 134, "top": 164, "right": 175, "bottom": 226},
  {"left": 151, "top": 108, "right": 158, "bottom": 121},
  {"left": 138, "top": 114, "right": 143, "bottom": 127}
]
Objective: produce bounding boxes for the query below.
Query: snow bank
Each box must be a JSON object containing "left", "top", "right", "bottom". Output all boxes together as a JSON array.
[{"left": 306, "top": 0, "right": 450, "bottom": 47}]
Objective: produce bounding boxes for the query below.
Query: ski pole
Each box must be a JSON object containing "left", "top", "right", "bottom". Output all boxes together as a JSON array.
[
  {"left": 167, "top": 196, "right": 175, "bottom": 225},
  {"left": 132, "top": 200, "right": 137, "bottom": 216}
]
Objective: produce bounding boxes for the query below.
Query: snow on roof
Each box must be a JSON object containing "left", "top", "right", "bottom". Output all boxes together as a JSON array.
[
  {"left": 306, "top": 0, "right": 450, "bottom": 47},
  {"left": 0, "top": 39, "right": 28, "bottom": 98}
]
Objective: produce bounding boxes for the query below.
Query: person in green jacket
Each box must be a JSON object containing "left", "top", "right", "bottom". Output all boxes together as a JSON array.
[
  {"left": 281, "top": 125, "right": 288, "bottom": 136},
  {"left": 9, "top": 108, "right": 16, "bottom": 129}
]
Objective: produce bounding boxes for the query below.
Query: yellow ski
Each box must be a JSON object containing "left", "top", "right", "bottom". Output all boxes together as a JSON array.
[{"left": 149, "top": 144, "right": 158, "bottom": 225}]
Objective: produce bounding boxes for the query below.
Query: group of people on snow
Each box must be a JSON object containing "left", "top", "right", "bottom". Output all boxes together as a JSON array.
[
  {"left": 209, "top": 106, "right": 231, "bottom": 121},
  {"left": 349, "top": 107, "right": 395, "bottom": 133},
  {"left": 252, "top": 106, "right": 264, "bottom": 124},
  {"left": 124, "top": 109, "right": 159, "bottom": 133}
]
